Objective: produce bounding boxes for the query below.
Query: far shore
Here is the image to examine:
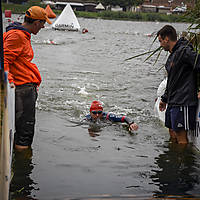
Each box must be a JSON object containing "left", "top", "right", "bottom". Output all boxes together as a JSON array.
[{"left": 2, "top": 2, "right": 193, "bottom": 23}]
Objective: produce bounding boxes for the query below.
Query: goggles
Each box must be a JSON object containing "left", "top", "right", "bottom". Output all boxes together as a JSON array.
[{"left": 91, "top": 110, "right": 103, "bottom": 115}]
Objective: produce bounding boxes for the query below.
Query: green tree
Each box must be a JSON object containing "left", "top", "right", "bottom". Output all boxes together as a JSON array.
[
  {"left": 7, "top": 0, "right": 28, "bottom": 3},
  {"left": 187, "top": 0, "right": 200, "bottom": 20},
  {"left": 27, "top": 0, "right": 42, "bottom": 6},
  {"left": 100, "top": 0, "right": 144, "bottom": 11}
]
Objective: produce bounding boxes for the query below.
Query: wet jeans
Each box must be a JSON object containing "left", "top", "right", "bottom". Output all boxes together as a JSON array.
[{"left": 15, "top": 83, "right": 38, "bottom": 146}]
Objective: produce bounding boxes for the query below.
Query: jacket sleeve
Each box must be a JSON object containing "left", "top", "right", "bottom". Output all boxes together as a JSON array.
[
  {"left": 160, "top": 74, "right": 168, "bottom": 103},
  {"left": 161, "top": 88, "right": 168, "bottom": 103},
  {"left": 3, "top": 31, "right": 24, "bottom": 83},
  {"left": 160, "top": 58, "right": 171, "bottom": 103}
]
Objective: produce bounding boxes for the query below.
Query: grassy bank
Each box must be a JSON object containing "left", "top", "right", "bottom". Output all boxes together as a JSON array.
[
  {"left": 2, "top": 2, "right": 45, "bottom": 13},
  {"left": 2, "top": 2, "right": 193, "bottom": 23},
  {"left": 76, "top": 10, "right": 192, "bottom": 23}
]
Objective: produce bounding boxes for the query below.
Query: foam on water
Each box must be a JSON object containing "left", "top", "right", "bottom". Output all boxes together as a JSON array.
[{"left": 78, "top": 86, "right": 89, "bottom": 96}]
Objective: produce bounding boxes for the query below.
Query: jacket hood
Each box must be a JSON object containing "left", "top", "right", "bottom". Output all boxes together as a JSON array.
[
  {"left": 172, "top": 37, "right": 194, "bottom": 52},
  {"left": 6, "top": 22, "right": 31, "bottom": 34}
]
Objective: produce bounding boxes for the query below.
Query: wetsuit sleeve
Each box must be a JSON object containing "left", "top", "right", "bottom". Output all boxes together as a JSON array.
[
  {"left": 123, "top": 116, "right": 134, "bottom": 125},
  {"left": 107, "top": 113, "right": 134, "bottom": 125},
  {"left": 80, "top": 114, "right": 92, "bottom": 124},
  {"left": 84, "top": 114, "right": 92, "bottom": 121}
]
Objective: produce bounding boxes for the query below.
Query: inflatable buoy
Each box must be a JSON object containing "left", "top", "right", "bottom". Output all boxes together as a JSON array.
[
  {"left": 82, "top": 28, "right": 88, "bottom": 34},
  {"left": 45, "top": 5, "right": 56, "bottom": 19}
]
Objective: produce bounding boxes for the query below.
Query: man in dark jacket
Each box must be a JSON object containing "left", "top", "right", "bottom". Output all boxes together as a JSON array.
[{"left": 157, "top": 25, "right": 200, "bottom": 144}]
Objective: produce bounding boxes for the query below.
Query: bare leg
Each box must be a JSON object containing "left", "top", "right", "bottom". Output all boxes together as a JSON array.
[
  {"left": 15, "top": 144, "right": 29, "bottom": 151},
  {"left": 175, "top": 130, "right": 188, "bottom": 144}
]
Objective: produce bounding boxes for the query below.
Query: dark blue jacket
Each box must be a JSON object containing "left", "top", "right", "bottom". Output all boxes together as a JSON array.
[{"left": 161, "top": 37, "right": 200, "bottom": 106}]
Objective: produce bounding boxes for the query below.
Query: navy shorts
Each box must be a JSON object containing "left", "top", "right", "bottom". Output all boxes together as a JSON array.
[{"left": 165, "top": 106, "right": 197, "bottom": 132}]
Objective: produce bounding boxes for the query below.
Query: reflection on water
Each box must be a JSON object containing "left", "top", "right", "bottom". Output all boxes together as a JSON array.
[
  {"left": 87, "top": 122, "right": 130, "bottom": 138},
  {"left": 151, "top": 143, "right": 200, "bottom": 198},
  {"left": 10, "top": 148, "right": 38, "bottom": 200},
  {"left": 88, "top": 126, "right": 101, "bottom": 137}
]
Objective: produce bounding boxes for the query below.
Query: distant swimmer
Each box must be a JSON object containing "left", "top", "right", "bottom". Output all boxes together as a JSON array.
[
  {"left": 82, "top": 28, "right": 88, "bottom": 34},
  {"left": 145, "top": 33, "right": 153, "bottom": 37},
  {"left": 50, "top": 40, "right": 55, "bottom": 44},
  {"left": 43, "top": 39, "right": 57, "bottom": 45},
  {"left": 49, "top": 39, "right": 56, "bottom": 45},
  {"left": 144, "top": 31, "right": 156, "bottom": 37},
  {"left": 84, "top": 101, "right": 138, "bottom": 131}
]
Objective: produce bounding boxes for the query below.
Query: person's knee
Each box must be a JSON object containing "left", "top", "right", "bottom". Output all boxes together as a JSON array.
[{"left": 15, "top": 144, "right": 29, "bottom": 151}]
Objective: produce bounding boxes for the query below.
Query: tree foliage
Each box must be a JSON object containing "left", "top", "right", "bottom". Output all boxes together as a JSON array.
[
  {"left": 7, "top": 0, "right": 28, "bottom": 3},
  {"left": 7, "top": 0, "right": 41, "bottom": 4},
  {"left": 186, "top": 0, "right": 200, "bottom": 21},
  {"left": 99, "top": 0, "right": 144, "bottom": 7},
  {"left": 183, "top": 0, "right": 200, "bottom": 52}
]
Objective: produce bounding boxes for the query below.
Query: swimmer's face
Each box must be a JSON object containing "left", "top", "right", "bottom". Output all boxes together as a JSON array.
[{"left": 90, "top": 110, "right": 103, "bottom": 120}]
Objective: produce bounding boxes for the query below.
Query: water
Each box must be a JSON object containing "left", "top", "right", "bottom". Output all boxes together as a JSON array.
[{"left": 4, "top": 16, "right": 200, "bottom": 199}]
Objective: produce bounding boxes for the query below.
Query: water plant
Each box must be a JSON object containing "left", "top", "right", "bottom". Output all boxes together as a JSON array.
[{"left": 125, "top": 0, "right": 200, "bottom": 63}]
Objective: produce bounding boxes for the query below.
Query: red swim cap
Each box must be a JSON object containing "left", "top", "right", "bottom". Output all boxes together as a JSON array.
[
  {"left": 90, "top": 101, "right": 103, "bottom": 112},
  {"left": 82, "top": 28, "right": 88, "bottom": 34}
]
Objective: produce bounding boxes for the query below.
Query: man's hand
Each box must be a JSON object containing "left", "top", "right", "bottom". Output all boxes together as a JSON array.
[
  {"left": 159, "top": 100, "right": 166, "bottom": 111},
  {"left": 129, "top": 123, "right": 138, "bottom": 131},
  {"left": 198, "top": 91, "right": 200, "bottom": 99}
]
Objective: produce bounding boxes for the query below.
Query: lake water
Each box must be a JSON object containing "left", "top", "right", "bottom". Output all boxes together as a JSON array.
[{"left": 4, "top": 15, "right": 200, "bottom": 199}]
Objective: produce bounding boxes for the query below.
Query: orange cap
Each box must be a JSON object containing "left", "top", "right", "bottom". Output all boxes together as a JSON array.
[
  {"left": 90, "top": 101, "right": 103, "bottom": 112},
  {"left": 25, "top": 6, "right": 52, "bottom": 24}
]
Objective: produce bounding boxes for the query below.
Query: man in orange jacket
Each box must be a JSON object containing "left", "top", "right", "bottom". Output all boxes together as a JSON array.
[{"left": 3, "top": 6, "right": 52, "bottom": 151}]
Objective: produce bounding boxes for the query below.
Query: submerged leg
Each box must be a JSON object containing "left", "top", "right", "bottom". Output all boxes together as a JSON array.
[
  {"left": 175, "top": 130, "right": 188, "bottom": 144},
  {"left": 169, "top": 128, "right": 177, "bottom": 143}
]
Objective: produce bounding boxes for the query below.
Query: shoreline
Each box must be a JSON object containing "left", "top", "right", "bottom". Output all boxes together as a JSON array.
[{"left": 2, "top": 3, "right": 193, "bottom": 23}]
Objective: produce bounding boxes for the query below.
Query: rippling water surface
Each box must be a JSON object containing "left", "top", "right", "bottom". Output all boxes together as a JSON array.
[{"left": 5, "top": 15, "right": 200, "bottom": 199}]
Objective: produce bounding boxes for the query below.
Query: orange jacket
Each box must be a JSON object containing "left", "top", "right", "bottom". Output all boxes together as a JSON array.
[{"left": 3, "top": 25, "right": 42, "bottom": 86}]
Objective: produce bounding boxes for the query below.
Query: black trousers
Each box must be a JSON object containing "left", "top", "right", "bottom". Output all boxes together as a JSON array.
[{"left": 15, "top": 83, "right": 38, "bottom": 146}]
